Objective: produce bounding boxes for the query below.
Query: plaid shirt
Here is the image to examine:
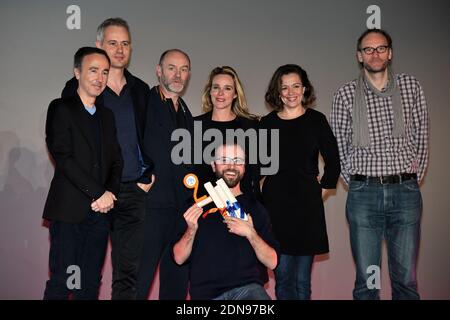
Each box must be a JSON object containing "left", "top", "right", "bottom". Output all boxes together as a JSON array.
[{"left": 330, "top": 73, "right": 429, "bottom": 184}]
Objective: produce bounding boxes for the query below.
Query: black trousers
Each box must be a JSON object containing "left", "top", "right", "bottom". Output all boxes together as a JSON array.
[
  {"left": 136, "top": 206, "right": 189, "bottom": 300},
  {"left": 110, "top": 182, "right": 147, "bottom": 299},
  {"left": 43, "top": 212, "right": 109, "bottom": 300}
]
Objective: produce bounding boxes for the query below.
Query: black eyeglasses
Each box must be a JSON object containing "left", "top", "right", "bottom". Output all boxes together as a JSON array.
[
  {"left": 214, "top": 157, "right": 245, "bottom": 165},
  {"left": 360, "top": 45, "right": 390, "bottom": 55}
]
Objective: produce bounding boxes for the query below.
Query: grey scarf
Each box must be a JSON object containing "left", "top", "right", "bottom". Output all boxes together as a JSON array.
[{"left": 353, "top": 67, "right": 404, "bottom": 147}]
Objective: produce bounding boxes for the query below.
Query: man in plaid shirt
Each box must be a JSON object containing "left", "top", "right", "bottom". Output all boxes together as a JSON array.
[{"left": 331, "top": 29, "right": 429, "bottom": 300}]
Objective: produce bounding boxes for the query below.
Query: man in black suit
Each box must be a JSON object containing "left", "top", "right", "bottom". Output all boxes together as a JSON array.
[
  {"left": 61, "top": 18, "right": 154, "bottom": 299},
  {"left": 43, "top": 47, "right": 123, "bottom": 299},
  {"left": 136, "top": 49, "right": 194, "bottom": 300}
]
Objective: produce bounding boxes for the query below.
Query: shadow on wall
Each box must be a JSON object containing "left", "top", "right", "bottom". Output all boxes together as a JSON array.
[{"left": 0, "top": 131, "right": 52, "bottom": 299}]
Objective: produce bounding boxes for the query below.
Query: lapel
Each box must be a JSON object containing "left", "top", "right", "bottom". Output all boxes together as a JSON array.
[
  {"left": 69, "top": 94, "right": 96, "bottom": 153},
  {"left": 124, "top": 70, "right": 148, "bottom": 146},
  {"left": 179, "top": 98, "right": 194, "bottom": 135},
  {"left": 96, "top": 105, "right": 106, "bottom": 165},
  {"left": 155, "top": 86, "right": 177, "bottom": 136}
]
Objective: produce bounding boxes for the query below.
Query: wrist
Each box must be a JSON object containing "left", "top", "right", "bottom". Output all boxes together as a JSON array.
[
  {"left": 246, "top": 227, "right": 257, "bottom": 241},
  {"left": 185, "top": 226, "right": 197, "bottom": 239}
]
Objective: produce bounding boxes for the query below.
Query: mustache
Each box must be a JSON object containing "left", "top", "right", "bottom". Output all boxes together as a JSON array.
[{"left": 223, "top": 169, "right": 239, "bottom": 175}]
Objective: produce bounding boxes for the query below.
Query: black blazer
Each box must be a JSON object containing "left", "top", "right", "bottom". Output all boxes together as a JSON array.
[
  {"left": 43, "top": 95, "right": 123, "bottom": 223},
  {"left": 61, "top": 69, "right": 153, "bottom": 183},
  {"left": 143, "top": 86, "right": 194, "bottom": 209}
]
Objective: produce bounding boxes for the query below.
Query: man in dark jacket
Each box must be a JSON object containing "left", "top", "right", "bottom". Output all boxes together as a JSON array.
[
  {"left": 61, "top": 18, "right": 154, "bottom": 299},
  {"left": 136, "top": 49, "right": 194, "bottom": 300},
  {"left": 43, "top": 47, "right": 123, "bottom": 299}
]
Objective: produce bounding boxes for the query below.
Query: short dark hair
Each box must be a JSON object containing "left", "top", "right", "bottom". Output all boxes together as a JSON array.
[
  {"left": 265, "top": 64, "right": 316, "bottom": 111},
  {"left": 74, "top": 47, "right": 110, "bottom": 69},
  {"left": 158, "top": 49, "right": 191, "bottom": 69},
  {"left": 357, "top": 28, "right": 393, "bottom": 51}
]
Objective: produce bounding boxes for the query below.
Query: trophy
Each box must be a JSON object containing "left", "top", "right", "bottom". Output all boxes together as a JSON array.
[{"left": 183, "top": 173, "right": 247, "bottom": 220}]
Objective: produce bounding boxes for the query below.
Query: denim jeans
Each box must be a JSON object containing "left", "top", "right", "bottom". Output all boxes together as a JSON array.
[
  {"left": 43, "top": 212, "right": 110, "bottom": 300},
  {"left": 346, "top": 178, "right": 422, "bottom": 300},
  {"left": 275, "top": 254, "right": 314, "bottom": 300},
  {"left": 213, "top": 283, "right": 271, "bottom": 300}
]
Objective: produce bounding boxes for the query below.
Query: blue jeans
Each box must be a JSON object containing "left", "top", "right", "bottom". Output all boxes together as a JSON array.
[
  {"left": 213, "top": 283, "right": 271, "bottom": 300},
  {"left": 275, "top": 254, "right": 314, "bottom": 300},
  {"left": 346, "top": 178, "right": 422, "bottom": 300}
]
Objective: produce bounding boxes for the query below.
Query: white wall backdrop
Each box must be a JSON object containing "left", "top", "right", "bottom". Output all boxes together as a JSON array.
[{"left": 0, "top": 0, "right": 449, "bottom": 299}]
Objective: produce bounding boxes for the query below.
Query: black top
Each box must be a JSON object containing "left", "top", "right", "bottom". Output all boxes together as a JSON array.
[
  {"left": 259, "top": 109, "right": 340, "bottom": 255},
  {"left": 61, "top": 69, "right": 153, "bottom": 184},
  {"left": 85, "top": 108, "right": 102, "bottom": 182},
  {"left": 103, "top": 85, "right": 142, "bottom": 182},
  {"left": 173, "top": 193, "right": 280, "bottom": 300},
  {"left": 143, "top": 86, "right": 194, "bottom": 209},
  {"left": 169, "top": 98, "right": 190, "bottom": 131},
  {"left": 43, "top": 95, "right": 123, "bottom": 223},
  {"left": 193, "top": 111, "right": 260, "bottom": 200}
]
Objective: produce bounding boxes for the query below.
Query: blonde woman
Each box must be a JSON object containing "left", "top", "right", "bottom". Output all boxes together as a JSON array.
[{"left": 194, "top": 66, "right": 260, "bottom": 200}]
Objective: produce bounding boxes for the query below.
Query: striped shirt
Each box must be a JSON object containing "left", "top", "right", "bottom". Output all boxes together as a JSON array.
[{"left": 330, "top": 73, "right": 429, "bottom": 184}]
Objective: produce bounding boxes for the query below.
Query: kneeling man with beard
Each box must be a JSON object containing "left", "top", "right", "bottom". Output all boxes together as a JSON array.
[{"left": 173, "top": 142, "right": 280, "bottom": 300}]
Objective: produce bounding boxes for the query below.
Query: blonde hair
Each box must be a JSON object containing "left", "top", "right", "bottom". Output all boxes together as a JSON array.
[{"left": 201, "top": 66, "right": 257, "bottom": 120}]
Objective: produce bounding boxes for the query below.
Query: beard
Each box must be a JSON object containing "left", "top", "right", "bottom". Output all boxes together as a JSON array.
[
  {"left": 216, "top": 168, "right": 242, "bottom": 188},
  {"left": 161, "top": 73, "right": 185, "bottom": 93},
  {"left": 363, "top": 58, "right": 390, "bottom": 74}
]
